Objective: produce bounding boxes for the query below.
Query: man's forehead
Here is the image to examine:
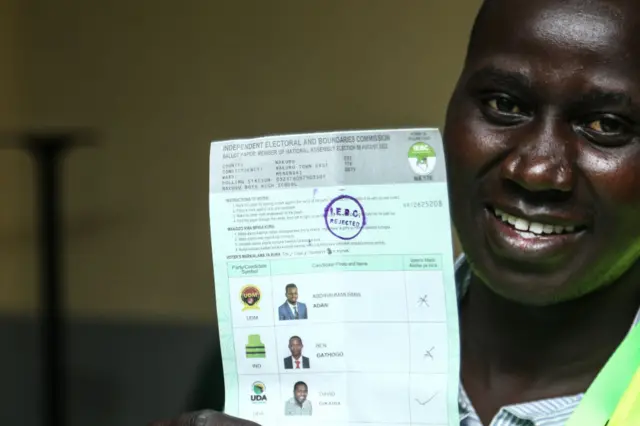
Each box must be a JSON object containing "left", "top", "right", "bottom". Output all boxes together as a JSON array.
[
  {"left": 468, "top": 0, "right": 640, "bottom": 67},
  {"left": 478, "top": 0, "right": 630, "bottom": 18},
  {"left": 473, "top": 0, "right": 637, "bottom": 43},
  {"left": 532, "top": 6, "right": 618, "bottom": 50}
]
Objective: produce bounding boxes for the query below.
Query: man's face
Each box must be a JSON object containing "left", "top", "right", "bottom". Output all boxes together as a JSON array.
[
  {"left": 294, "top": 384, "right": 308, "bottom": 403},
  {"left": 444, "top": 0, "right": 640, "bottom": 305},
  {"left": 289, "top": 337, "right": 303, "bottom": 358},
  {"left": 286, "top": 287, "right": 298, "bottom": 304}
]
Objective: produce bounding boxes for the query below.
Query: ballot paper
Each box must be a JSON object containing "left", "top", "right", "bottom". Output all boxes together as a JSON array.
[{"left": 209, "top": 129, "right": 460, "bottom": 426}]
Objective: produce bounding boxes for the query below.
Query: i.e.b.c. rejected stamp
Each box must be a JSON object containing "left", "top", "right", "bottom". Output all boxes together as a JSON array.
[{"left": 324, "top": 195, "right": 367, "bottom": 240}]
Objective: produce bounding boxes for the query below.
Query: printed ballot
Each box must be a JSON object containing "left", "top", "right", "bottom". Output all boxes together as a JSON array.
[{"left": 209, "top": 129, "right": 460, "bottom": 426}]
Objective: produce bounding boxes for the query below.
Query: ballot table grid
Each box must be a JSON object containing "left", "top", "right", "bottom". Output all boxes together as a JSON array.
[{"left": 218, "top": 254, "right": 453, "bottom": 425}]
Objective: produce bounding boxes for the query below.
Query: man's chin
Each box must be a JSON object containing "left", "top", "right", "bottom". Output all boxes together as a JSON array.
[
  {"left": 482, "top": 279, "right": 587, "bottom": 307},
  {"left": 469, "top": 257, "right": 588, "bottom": 306}
]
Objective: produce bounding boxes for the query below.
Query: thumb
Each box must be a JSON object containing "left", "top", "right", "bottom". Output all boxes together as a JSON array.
[{"left": 148, "top": 410, "right": 261, "bottom": 426}]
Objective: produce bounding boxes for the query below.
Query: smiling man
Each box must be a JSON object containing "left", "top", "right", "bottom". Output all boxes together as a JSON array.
[
  {"left": 284, "top": 381, "right": 312, "bottom": 416},
  {"left": 449, "top": 0, "right": 640, "bottom": 424},
  {"left": 150, "top": 0, "right": 640, "bottom": 425},
  {"left": 278, "top": 284, "right": 308, "bottom": 321}
]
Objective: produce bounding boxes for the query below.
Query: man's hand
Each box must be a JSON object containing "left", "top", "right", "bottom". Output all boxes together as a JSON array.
[{"left": 149, "top": 410, "right": 260, "bottom": 426}]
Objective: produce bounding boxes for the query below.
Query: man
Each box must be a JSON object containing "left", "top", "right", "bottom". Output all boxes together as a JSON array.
[
  {"left": 284, "top": 381, "right": 312, "bottom": 416},
  {"left": 446, "top": 0, "right": 640, "bottom": 424},
  {"left": 278, "top": 284, "right": 308, "bottom": 320},
  {"left": 283, "top": 336, "right": 310, "bottom": 370},
  {"left": 151, "top": 0, "right": 640, "bottom": 424}
]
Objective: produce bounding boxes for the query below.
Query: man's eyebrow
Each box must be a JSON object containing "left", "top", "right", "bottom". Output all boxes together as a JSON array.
[
  {"left": 573, "top": 89, "right": 639, "bottom": 111},
  {"left": 465, "top": 66, "right": 532, "bottom": 90}
]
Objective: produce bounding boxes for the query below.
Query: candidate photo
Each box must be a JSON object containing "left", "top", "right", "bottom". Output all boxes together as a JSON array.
[
  {"left": 284, "top": 381, "right": 312, "bottom": 416},
  {"left": 278, "top": 283, "right": 308, "bottom": 320},
  {"left": 283, "top": 336, "right": 310, "bottom": 370}
]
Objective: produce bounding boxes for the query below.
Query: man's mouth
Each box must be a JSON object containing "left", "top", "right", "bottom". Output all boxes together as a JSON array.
[
  {"left": 483, "top": 204, "right": 589, "bottom": 263},
  {"left": 490, "top": 206, "right": 586, "bottom": 236}
]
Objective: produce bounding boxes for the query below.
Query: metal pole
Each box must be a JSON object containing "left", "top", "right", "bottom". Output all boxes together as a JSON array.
[{"left": 25, "top": 135, "right": 70, "bottom": 426}]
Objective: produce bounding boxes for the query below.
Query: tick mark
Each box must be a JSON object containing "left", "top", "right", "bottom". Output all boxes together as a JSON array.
[{"left": 415, "top": 392, "right": 438, "bottom": 405}]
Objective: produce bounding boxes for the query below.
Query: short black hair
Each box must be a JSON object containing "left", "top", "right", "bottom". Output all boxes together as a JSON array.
[
  {"left": 293, "top": 381, "right": 308, "bottom": 391},
  {"left": 285, "top": 283, "right": 297, "bottom": 292},
  {"left": 289, "top": 335, "right": 302, "bottom": 344}
]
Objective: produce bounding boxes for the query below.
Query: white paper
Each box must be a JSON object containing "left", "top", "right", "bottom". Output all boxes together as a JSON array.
[{"left": 209, "top": 129, "right": 460, "bottom": 426}]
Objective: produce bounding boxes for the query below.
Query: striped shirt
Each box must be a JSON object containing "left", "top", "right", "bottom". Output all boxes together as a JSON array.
[{"left": 454, "top": 255, "right": 640, "bottom": 426}]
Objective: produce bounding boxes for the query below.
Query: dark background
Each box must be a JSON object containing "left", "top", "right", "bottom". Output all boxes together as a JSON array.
[{"left": 0, "top": 1, "right": 475, "bottom": 425}]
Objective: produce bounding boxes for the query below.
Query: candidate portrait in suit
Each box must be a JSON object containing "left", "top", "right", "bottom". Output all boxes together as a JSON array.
[
  {"left": 278, "top": 283, "right": 308, "bottom": 320},
  {"left": 283, "top": 336, "right": 310, "bottom": 370}
]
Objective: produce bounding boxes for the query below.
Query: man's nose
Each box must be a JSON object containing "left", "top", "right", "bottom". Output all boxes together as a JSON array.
[{"left": 500, "top": 122, "right": 576, "bottom": 193}]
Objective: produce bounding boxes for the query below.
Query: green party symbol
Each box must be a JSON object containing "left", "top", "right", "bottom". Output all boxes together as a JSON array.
[
  {"left": 245, "top": 334, "right": 266, "bottom": 358},
  {"left": 408, "top": 142, "right": 437, "bottom": 176}
]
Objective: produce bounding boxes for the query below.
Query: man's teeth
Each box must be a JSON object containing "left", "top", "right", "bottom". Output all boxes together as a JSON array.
[{"left": 494, "top": 208, "right": 577, "bottom": 235}]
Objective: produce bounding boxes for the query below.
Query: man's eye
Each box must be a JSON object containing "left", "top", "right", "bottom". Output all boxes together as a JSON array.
[
  {"left": 586, "top": 118, "right": 624, "bottom": 134},
  {"left": 578, "top": 115, "right": 638, "bottom": 147},
  {"left": 487, "top": 97, "right": 522, "bottom": 114}
]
